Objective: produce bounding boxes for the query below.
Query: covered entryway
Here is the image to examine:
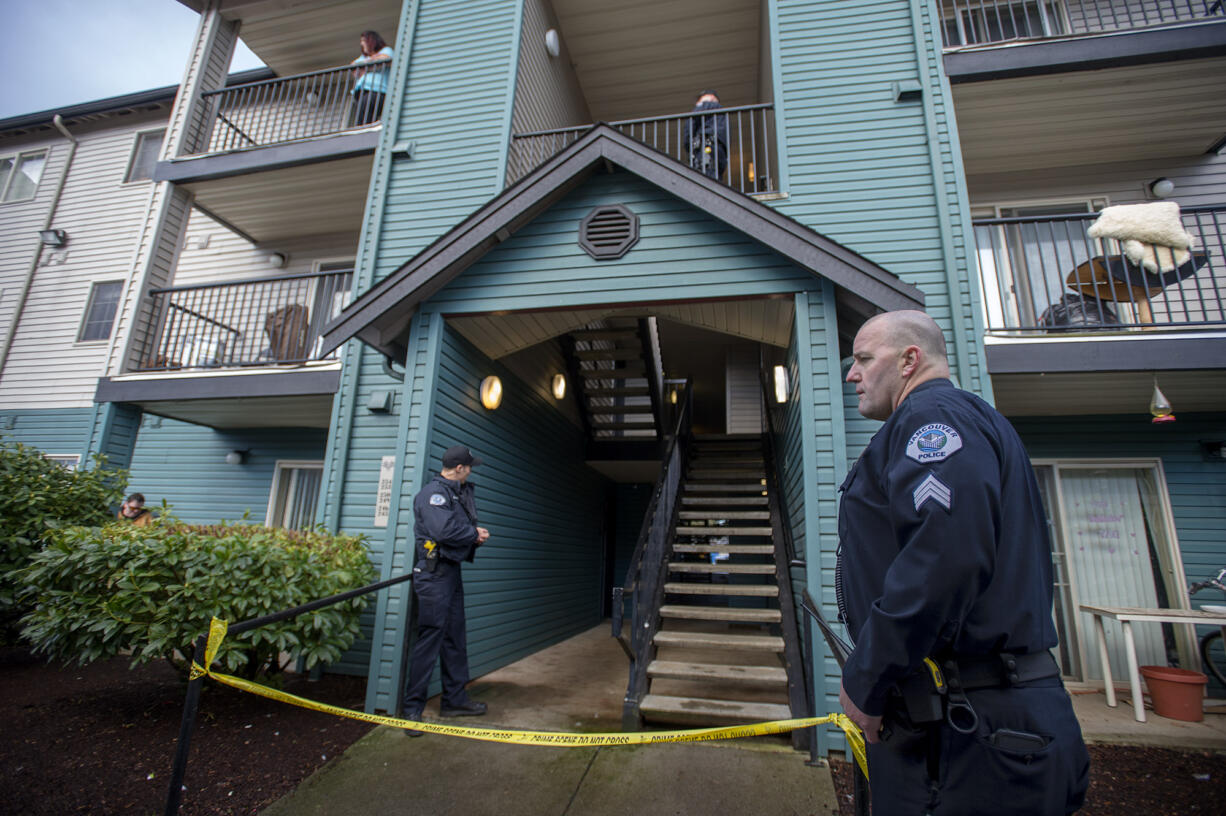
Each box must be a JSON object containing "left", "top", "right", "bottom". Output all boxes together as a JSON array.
[{"left": 318, "top": 126, "right": 923, "bottom": 726}]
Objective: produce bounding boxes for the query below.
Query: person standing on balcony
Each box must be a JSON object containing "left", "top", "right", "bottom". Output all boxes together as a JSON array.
[
  {"left": 837, "top": 311, "right": 1089, "bottom": 814},
  {"left": 401, "top": 445, "right": 491, "bottom": 736},
  {"left": 350, "top": 30, "right": 394, "bottom": 127},
  {"left": 686, "top": 90, "right": 728, "bottom": 181}
]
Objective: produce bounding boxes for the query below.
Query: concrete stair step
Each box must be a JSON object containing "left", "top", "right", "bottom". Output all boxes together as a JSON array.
[
  {"left": 668, "top": 562, "right": 776, "bottom": 574},
  {"left": 678, "top": 510, "right": 770, "bottom": 521},
  {"left": 688, "top": 469, "right": 765, "bottom": 480},
  {"left": 575, "top": 348, "right": 643, "bottom": 361},
  {"left": 638, "top": 694, "right": 793, "bottom": 726},
  {"left": 675, "top": 526, "right": 772, "bottom": 537},
  {"left": 659, "top": 605, "right": 781, "bottom": 623},
  {"left": 672, "top": 543, "right": 774, "bottom": 555},
  {"left": 647, "top": 660, "right": 787, "bottom": 686},
  {"left": 654, "top": 630, "right": 784, "bottom": 651},
  {"left": 571, "top": 330, "right": 638, "bottom": 341},
  {"left": 584, "top": 386, "right": 650, "bottom": 397},
  {"left": 682, "top": 496, "right": 769, "bottom": 506},
  {"left": 588, "top": 404, "right": 654, "bottom": 414},
  {"left": 665, "top": 582, "right": 778, "bottom": 597},
  {"left": 591, "top": 421, "right": 657, "bottom": 430}
]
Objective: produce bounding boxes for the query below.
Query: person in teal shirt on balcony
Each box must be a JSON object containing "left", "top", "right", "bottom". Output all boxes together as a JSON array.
[{"left": 351, "top": 30, "right": 393, "bottom": 126}]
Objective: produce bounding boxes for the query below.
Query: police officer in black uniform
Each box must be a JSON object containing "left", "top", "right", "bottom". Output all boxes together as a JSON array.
[
  {"left": 837, "top": 311, "right": 1089, "bottom": 814},
  {"left": 401, "top": 445, "right": 491, "bottom": 735}
]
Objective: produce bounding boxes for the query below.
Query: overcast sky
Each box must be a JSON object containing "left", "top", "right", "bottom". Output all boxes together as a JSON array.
[{"left": 0, "top": 0, "right": 264, "bottom": 119}]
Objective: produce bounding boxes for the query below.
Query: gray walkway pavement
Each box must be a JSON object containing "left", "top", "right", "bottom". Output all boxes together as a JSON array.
[{"left": 261, "top": 625, "right": 1225, "bottom": 816}]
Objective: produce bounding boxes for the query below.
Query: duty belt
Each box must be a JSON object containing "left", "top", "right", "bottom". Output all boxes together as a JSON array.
[{"left": 947, "top": 651, "right": 1059, "bottom": 690}]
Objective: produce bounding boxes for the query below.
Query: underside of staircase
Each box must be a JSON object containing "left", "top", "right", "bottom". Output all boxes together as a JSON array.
[{"left": 636, "top": 434, "right": 804, "bottom": 729}]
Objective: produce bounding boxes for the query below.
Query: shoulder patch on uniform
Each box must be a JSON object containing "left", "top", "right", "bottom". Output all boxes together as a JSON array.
[
  {"left": 429, "top": 493, "right": 447, "bottom": 506},
  {"left": 913, "top": 474, "right": 952, "bottom": 512},
  {"left": 906, "top": 423, "right": 963, "bottom": 463}
]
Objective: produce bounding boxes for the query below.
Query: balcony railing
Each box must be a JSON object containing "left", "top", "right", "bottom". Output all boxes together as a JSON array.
[
  {"left": 189, "top": 61, "right": 391, "bottom": 156},
  {"left": 508, "top": 103, "right": 778, "bottom": 195},
  {"left": 938, "top": 0, "right": 1223, "bottom": 48},
  {"left": 974, "top": 206, "right": 1224, "bottom": 333},
  {"left": 134, "top": 269, "right": 353, "bottom": 371}
]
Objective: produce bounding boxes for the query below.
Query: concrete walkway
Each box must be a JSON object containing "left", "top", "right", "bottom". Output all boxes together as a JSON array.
[{"left": 261, "top": 625, "right": 1225, "bottom": 816}]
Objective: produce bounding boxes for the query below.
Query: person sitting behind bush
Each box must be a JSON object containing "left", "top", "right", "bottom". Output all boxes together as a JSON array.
[{"left": 117, "top": 493, "right": 153, "bottom": 526}]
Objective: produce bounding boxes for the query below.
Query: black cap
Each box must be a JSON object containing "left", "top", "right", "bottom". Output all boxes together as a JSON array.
[{"left": 442, "top": 445, "right": 483, "bottom": 468}]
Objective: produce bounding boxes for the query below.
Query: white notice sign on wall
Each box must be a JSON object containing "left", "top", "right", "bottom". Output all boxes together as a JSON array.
[{"left": 373, "top": 455, "right": 396, "bottom": 528}]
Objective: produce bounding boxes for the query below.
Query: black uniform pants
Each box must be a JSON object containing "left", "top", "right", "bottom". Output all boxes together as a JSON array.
[
  {"left": 866, "top": 679, "right": 1089, "bottom": 815},
  {"left": 402, "top": 561, "right": 472, "bottom": 715}
]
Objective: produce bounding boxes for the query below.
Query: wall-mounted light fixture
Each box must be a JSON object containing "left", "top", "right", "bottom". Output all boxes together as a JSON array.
[
  {"left": 773, "top": 364, "right": 790, "bottom": 404},
  {"left": 1149, "top": 177, "right": 1175, "bottom": 199},
  {"left": 224, "top": 449, "right": 248, "bottom": 465},
  {"left": 480, "top": 375, "right": 503, "bottom": 410},
  {"left": 551, "top": 373, "right": 566, "bottom": 400},
  {"left": 1149, "top": 378, "right": 1175, "bottom": 424},
  {"left": 544, "top": 28, "right": 561, "bottom": 58},
  {"left": 1200, "top": 441, "right": 1226, "bottom": 461},
  {"left": 38, "top": 228, "right": 68, "bottom": 247},
  {"left": 266, "top": 252, "right": 288, "bottom": 268}
]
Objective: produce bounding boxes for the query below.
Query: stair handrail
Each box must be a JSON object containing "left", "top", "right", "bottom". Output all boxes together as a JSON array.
[
  {"left": 759, "top": 372, "right": 800, "bottom": 568},
  {"left": 611, "top": 380, "right": 692, "bottom": 726}
]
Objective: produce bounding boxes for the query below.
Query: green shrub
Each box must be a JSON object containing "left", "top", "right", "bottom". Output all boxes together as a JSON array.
[
  {"left": 0, "top": 442, "right": 126, "bottom": 638},
  {"left": 19, "top": 521, "right": 375, "bottom": 678}
]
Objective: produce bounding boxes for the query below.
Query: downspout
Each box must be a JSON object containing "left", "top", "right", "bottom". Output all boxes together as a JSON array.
[{"left": 0, "top": 115, "right": 78, "bottom": 378}]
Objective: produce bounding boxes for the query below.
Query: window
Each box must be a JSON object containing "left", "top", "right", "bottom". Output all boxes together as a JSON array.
[
  {"left": 78, "top": 281, "right": 124, "bottom": 342},
  {"left": 1033, "top": 460, "right": 1191, "bottom": 683},
  {"left": 42, "top": 454, "right": 80, "bottom": 471},
  {"left": 0, "top": 149, "right": 48, "bottom": 202},
  {"left": 124, "top": 129, "right": 166, "bottom": 183},
  {"left": 267, "top": 461, "right": 324, "bottom": 530}
]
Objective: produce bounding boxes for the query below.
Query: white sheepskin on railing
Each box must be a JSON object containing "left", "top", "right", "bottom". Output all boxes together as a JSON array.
[{"left": 1087, "top": 202, "right": 1195, "bottom": 274}]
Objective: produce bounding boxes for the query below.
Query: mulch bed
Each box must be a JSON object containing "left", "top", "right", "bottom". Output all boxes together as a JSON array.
[
  {"left": 0, "top": 648, "right": 372, "bottom": 815},
  {"left": 3, "top": 646, "right": 1224, "bottom": 815},
  {"left": 830, "top": 744, "right": 1226, "bottom": 815}
]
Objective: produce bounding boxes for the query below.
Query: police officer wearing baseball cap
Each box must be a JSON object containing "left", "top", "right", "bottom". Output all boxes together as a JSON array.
[{"left": 401, "top": 445, "right": 491, "bottom": 734}]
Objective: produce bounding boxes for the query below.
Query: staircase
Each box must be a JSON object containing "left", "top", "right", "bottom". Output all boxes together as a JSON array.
[
  {"left": 636, "top": 435, "right": 803, "bottom": 728},
  {"left": 565, "top": 317, "right": 662, "bottom": 441}
]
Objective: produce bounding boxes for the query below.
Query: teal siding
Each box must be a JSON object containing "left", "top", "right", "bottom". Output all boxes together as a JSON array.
[
  {"left": 0, "top": 408, "right": 93, "bottom": 460},
  {"left": 127, "top": 418, "right": 326, "bottom": 524},
  {"left": 428, "top": 172, "right": 821, "bottom": 314},
  {"left": 771, "top": 0, "right": 986, "bottom": 395},
  {"left": 1010, "top": 414, "right": 1226, "bottom": 589},
  {"left": 90, "top": 403, "right": 142, "bottom": 471},
  {"left": 364, "top": 0, "right": 523, "bottom": 288},
  {"left": 367, "top": 318, "right": 608, "bottom": 711}
]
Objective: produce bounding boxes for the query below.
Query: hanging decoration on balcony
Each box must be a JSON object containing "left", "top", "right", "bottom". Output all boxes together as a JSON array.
[{"left": 1149, "top": 377, "right": 1175, "bottom": 424}]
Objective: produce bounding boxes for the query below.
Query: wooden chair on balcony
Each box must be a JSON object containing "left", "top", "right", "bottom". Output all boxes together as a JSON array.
[{"left": 264, "top": 304, "right": 311, "bottom": 362}]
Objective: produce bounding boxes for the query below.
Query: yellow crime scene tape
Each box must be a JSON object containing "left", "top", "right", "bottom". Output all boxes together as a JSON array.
[{"left": 191, "top": 617, "right": 868, "bottom": 777}]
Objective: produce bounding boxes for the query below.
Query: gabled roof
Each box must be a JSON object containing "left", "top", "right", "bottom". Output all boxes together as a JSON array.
[{"left": 321, "top": 124, "right": 923, "bottom": 359}]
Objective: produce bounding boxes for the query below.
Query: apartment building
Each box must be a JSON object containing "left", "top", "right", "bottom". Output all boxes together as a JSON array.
[{"left": 0, "top": 0, "right": 1221, "bottom": 754}]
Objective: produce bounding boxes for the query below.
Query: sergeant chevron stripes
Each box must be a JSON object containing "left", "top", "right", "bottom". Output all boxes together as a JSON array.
[{"left": 912, "top": 474, "right": 952, "bottom": 512}]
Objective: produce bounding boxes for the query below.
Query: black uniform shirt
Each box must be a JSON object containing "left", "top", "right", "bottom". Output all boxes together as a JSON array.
[
  {"left": 413, "top": 474, "right": 480, "bottom": 565},
  {"left": 838, "top": 378, "right": 1057, "bottom": 717}
]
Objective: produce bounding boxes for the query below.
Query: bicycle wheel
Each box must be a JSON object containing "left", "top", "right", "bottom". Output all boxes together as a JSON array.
[{"left": 1200, "top": 630, "right": 1226, "bottom": 688}]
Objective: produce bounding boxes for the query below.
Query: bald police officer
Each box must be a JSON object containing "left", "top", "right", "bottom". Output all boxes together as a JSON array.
[
  {"left": 837, "top": 311, "right": 1088, "bottom": 814},
  {"left": 401, "top": 445, "right": 491, "bottom": 734}
]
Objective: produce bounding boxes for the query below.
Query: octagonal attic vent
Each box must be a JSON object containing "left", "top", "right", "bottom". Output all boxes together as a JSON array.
[{"left": 579, "top": 204, "right": 639, "bottom": 260}]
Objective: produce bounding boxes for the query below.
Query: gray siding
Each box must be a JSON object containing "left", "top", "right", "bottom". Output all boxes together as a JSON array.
[
  {"left": 967, "top": 151, "right": 1226, "bottom": 209},
  {"left": 510, "top": 0, "right": 591, "bottom": 137},
  {"left": 0, "top": 111, "right": 170, "bottom": 409}
]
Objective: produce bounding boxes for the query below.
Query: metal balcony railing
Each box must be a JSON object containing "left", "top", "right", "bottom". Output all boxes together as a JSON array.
[
  {"left": 938, "top": 0, "right": 1223, "bottom": 48},
  {"left": 973, "top": 206, "right": 1225, "bottom": 333},
  {"left": 135, "top": 269, "right": 353, "bottom": 371},
  {"left": 190, "top": 61, "right": 391, "bottom": 156},
  {"left": 508, "top": 103, "right": 778, "bottom": 195}
]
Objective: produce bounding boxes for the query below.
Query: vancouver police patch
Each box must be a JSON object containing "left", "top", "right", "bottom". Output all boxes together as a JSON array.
[
  {"left": 905, "top": 423, "right": 963, "bottom": 463},
  {"left": 429, "top": 493, "right": 447, "bottom": 506}
]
